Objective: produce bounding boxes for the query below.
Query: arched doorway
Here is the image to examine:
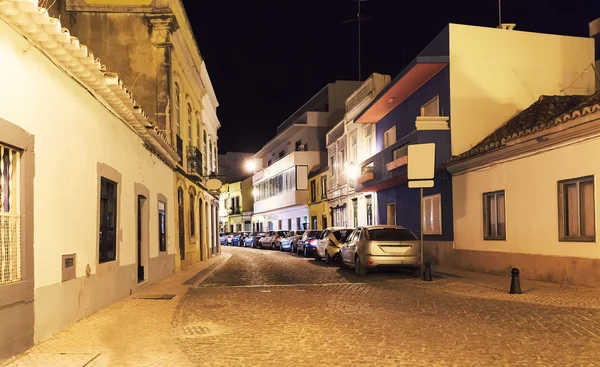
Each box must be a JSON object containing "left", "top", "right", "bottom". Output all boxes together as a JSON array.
[
  {"left": 199, "top": 197, "right": 204, "bottom": 259},
  {"left": 177, "top": 187, "right": 185, "bottom": 260}
]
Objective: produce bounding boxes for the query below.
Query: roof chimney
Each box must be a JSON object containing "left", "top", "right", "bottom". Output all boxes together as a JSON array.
[
  {"left": 497, "top": 23, "right": 516, "bottom": 30},
  {"left": 591, "top": 18, "right": 600, "bottom": 91}
]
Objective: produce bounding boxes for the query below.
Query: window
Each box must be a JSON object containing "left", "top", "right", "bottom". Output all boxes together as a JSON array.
[
  {"left": 187, "top": 103, "right": 192, "bottom": 147},
  {"left": 99, "top": 177, "right": 118, "bottom": 263},
  {"left": 209, "top": 140, "right": 213, "bottom": 173},
  {"left": 303, "top": 217, "right": 308, "bottom": 230},
  {"left": 252, "top": 166, "right": 298, "bottom": 201},
  {"left": 311, "top": 216, "right": 317, "bottom": 230},
  {"left": 189, "top": 193, "right": 195, "bottom": 236},
  {"left": 214, "top": 147, "right": 217, "bottom": 173},
  {"left": 203, "top": 131, "right": 207, "bottom": 175},
  {"left": 350, "top": 132, "right": 358, "bottom": 164},
  {"left": 483, "top": 190, "right": 506, "bottom": 240},
  {"left": 279, "top": 151, "right": 285, "bottom": 158},
  {"left": 366, "top": 195, "right": 373, "bottom": 225},
  {"left": 387, "top": 203, "right": 396, "bottom": 225},
  {"left": 288, "top": 218, "right": 292, "bottom": 230},
  {"left": 558, "top": 177, "right": 595, "bottom": 241},
  {"left": 421, "top": 96, "right": 440, "bottom": 117},
  {"left": 423, "top": 194, "right": 442, "bottom": 235},
  {"left": 310, "top": 180, "right": 317, "bottom": 202},
  {"left": 321, "top": 215, "right": 327, "bottom": 230},
  {"left": 393, "top": 144, "right": 408, "bottom": 161},
  {"left": 0, "top": 144, "right": 21, "bottom": 284},
  {"left": 367, "top": 228, "right": 418, "bottom": 241},
  {"left": 352, "top": 198, "right": 358, "bottom": 227},
  {"left": 321, "top": 177, "right": 327, "bottom": 199},
  {"left": 296, "top": 217, "right": 301, "bottom": 230},
  {"left": 295, "top": 140, "right": 302, "bottom": 151},
  {"left": 268, "top": 221, "right": 274, "bottom": 231},
  {"left": 384, "top": 126, "right": 396, "bottom": 149},
  {"left": 158, "top": 201, "right": 167, "bottom": 252},
  {"left": 278, "top": 219, "right": 283, "bottom": 230},
  {"left": 339, "top": 149, "right": 345, "bottom": 173},
  {"left": 364, "top": 125, "right": 373, "bottom": 157},
  {"left": 174, "top": 83, "right": 181, "bottom": 135},
  {"left": 330, "top": 155, "right": 336, "bottom": 178},
  {"left": 196, "top": 120, "right": 201, "bottom": 148}
]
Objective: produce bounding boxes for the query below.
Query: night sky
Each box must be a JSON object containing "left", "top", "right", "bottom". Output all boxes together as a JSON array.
[{"left": 183, "top": 0, "right": 600, "bottom": 154}]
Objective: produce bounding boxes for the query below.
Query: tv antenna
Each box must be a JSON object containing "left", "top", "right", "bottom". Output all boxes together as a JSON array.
[
  {"left": 498, "top": 0, "right": 502, "bottom": 26},
  {"left": 342, "top": 0, "right": 371, "bottom": 81}
]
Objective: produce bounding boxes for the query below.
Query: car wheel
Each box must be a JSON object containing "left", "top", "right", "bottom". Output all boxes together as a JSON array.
[
  {"left": 303, "top": 247, "right": 307, "bottom": 257},
  {"left": 296, "top": 246, "right": 301, "bottom": 255},
  {"left": 355, "top": 256, "right": 367, "bottom": 277},
  {"left": 279, "top": 244, "right": 284, "bottom": 252},
  {"left": 339, "top": 256, "right": 348, "bottom": 269},
  {"left": 325, "top": 251, "right": 332, "bottom": 265},
  {"left": 272, "top": 244, "right": 276, "bottom": 250}
]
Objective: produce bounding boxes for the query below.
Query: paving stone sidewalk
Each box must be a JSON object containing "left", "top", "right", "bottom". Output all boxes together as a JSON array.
[{"left": 1, "top": 254, "right": 231, "bottom": 367}]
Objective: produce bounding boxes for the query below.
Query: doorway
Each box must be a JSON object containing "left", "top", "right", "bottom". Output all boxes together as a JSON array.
[
  {"left": 136, "top": 195, "right": 147, "bottom": 283},
  {"left": 178, "top": 188, "right": 185, "bottom": 260}
]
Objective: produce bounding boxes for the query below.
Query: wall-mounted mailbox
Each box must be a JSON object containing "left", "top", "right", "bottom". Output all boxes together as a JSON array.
[{"left": 62, "top": 254, "right": 76, "bottom": 282}]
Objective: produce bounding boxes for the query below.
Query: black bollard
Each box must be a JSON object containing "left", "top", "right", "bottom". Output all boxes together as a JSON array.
[
  {"left": 509, "top": 268, "right": 521, "bottom": 294},
  {"left": 423, "top": 261, "right": 432, "bottom": 281}
]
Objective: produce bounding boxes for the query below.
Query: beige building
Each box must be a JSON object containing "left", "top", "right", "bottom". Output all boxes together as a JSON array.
[
  {"left": 447, "top": 93, "right": 600, "bottom": 287},
  {"left": 0, "top": 0, "right": 182, "bottom": 360},
  {"left": 50, "top": 0, "right": 222, "bottom": 271}
]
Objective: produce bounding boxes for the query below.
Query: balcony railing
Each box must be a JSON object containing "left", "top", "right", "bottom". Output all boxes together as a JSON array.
[
  {"left": 187, "top": 146, "right": 203, "bottom": 177},
  {"left": 228, "top": 207, "right": 242, "bottom": 215},
  {"left": 176, "top": 135, "right": 183, "bottom": 162}
]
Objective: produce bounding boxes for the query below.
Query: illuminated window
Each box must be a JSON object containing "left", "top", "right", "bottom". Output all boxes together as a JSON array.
[
  {"left": 158, "top": 201, "right": 166, "bottom": 252},
  {"left": 99, "top": 178, "right": 118, "bottom": 263},
  {"left": 187, "top": 104, "right": 192, "bottom": 147},
  {"left": 364, "top": 124, "right": 372, "bottom": 157}
]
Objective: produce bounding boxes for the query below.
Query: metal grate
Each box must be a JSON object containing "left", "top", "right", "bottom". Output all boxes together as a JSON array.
[{"left": 0, "top": 213, "right": 21, "bottom": 285}]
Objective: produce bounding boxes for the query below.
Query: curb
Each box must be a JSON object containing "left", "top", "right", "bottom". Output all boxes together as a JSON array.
[{"left": 188, "top": 253, "right": 232, "bottom": 288}]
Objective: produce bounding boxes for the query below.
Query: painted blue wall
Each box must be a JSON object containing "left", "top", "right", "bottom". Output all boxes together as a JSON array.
[
  {"left": 376, "top": 171, "right": 454, "bottom": 242},
  {"left": 375, "top": 67, "right": 450, "bottom": 153}
]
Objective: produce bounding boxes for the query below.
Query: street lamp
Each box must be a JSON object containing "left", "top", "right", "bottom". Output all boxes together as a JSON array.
[
  {"left": 245, "top": 159, "right": 256, "bottom": 173},
  {"left": 252, "top": 188, "right": 259, "bottom": 198},
  {"left": 345, "top": 163, "right": 360, "bottom": 180}
]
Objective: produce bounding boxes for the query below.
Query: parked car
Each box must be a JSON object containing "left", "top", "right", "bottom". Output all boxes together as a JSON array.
[
  {"left": 226, "top": 233, "right": 235, "bottom": 245},
  {"left": 244, "top": 232, "right": 265, "bottom": 247},
  {"left": 296, "top": 230, "right": 323, "bottom": 257},
  {"left": 339, "top": 226, "right": 421, "bottom": 276},
  {"left": 232, "top": 232, "right": 250, "bottom": 246},
  {"left": 280, "top": 230, "right": 305, "bottom": 252},
  {"left": 219, "top": 233, "right": 231, "bottom": 246},
  {"left": 315, "top": 227, "right": 354, "bottom": 263},
  {"left": 260, "top": 230, "right": 288, "bottom": 250}
]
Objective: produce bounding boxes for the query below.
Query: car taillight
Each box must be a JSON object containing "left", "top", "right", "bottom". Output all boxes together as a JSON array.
[{"left": 310, "top": 239, "right": 318, "bottom": 246}]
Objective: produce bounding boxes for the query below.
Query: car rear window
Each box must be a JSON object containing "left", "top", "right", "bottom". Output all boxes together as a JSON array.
[
  {"left": 333, "top": 230, "right": 353, "bottom": 242},
  {"left": 366, "top": 229, "right": 417, "bottom": 241},
  {"left": 305, "top": 230, "right": 322, "bottom": 238},
  {"left": 297, "top": 230, "right": 305, "bottom": 236},
  {"left": 277, "top": 231, "right": 287, "bottom": 236}
]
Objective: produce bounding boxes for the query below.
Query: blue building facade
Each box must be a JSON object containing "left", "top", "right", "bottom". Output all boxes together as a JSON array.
[{"left": 354, "top": 27, "right": 454, "bottom": 244}]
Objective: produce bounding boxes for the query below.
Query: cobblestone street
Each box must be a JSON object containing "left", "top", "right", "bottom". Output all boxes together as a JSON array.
[{"left": 5, "top": 246, "right": 600, "bottom": 366}]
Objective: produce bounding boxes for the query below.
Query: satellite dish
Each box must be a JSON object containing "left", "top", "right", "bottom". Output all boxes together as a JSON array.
[{"left": 206, "top": 177, "right": 223, "bottom": 191}]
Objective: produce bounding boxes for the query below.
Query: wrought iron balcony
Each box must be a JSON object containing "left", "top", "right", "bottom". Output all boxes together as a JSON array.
[
  {"left": 228, "top": 207, "right": 242, "bottom": 215},
  {"left": 187, "top": 146, "right": 203, "bottom": 177}
]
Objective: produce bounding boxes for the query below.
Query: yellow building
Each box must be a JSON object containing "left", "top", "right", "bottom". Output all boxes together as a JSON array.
[
  {"left": 308, "top": 168, "right": 330, "bottom": 230},
  {"left": 52, "top": 0, "right": 222, "bottom": 271},
  {"left": 219, "top": 176, "right": 254, "bottom": 233}
]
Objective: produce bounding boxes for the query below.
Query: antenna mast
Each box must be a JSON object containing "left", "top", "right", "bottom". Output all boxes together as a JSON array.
[
  {"left": 342, "top": 0, "right": 371, "bottom": 81},
  {"left": 498, "top": 0, "right": 502, "bottom": 26}
]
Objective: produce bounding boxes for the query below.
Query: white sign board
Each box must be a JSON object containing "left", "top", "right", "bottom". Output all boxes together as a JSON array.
[{"left": 408, "top": 143, "right": 435, "bottom": 180}]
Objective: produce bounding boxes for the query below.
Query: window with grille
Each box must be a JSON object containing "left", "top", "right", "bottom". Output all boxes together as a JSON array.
[
  {"left": 203, "top": 131, "right": 207, "bottom": 175},
  {"left": 483, "top": 191, "right": 505, "bottom": 240},
  {"left": 189, "top": 193, "right": 195, "bottom": 236},
  {"left": 558, "top": 177, "right": 595, "bottom": 242},
  {"left": 421, "top": 96, "right": 440, "bottom": 117},
  {"left": 99, "top": 177, "right": 118, "bottom": 263},
  {"left": 423, "top": 194, "right": 442, "bottom": 235},
  {"left": 0, "top": 144, "right": 21, "bottom": 285},
  {"left": 174, "top": 83, "right": 181, "bottom": 135}
]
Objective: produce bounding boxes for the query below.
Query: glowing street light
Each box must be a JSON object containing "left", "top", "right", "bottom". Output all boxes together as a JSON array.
[
  {"left": 252, "top": 188, "right": 259, "bottom": 198},
  {"left": 245, "top": 159, "right": 256, "bottom": 172},
  {"left": 345, "top": 163, "right": 360, "bottom": 180}
]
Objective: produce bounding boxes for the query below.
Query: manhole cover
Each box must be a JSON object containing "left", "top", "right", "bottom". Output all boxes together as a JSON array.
[{"left": 181, "top": 325, "right": 212, "bottom": 336}]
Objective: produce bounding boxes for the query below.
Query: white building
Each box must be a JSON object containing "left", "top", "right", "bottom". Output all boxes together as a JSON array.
[
  {"left": 0, "top": 1, "right": 179, "bottom": 360},
  {"left": 326, "top": 73, "right": 391, "bottom": 228},
  {"left": 251, "top": 81, "right": 360, "bottom": 232}
]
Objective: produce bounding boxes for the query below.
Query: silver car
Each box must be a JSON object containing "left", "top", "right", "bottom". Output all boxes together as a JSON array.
[{"left": 339, "top": 225, "right": 421, "bottom": 277}]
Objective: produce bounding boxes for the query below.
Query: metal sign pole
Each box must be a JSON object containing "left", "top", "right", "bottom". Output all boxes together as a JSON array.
[{"left": 420, "top": 187, "right": 424, "bottom": 280}]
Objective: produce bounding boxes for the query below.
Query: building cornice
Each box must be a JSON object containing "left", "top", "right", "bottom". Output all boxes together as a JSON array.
[{"left": 172, "top": 31, "right": 206, "bottom": 102}]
